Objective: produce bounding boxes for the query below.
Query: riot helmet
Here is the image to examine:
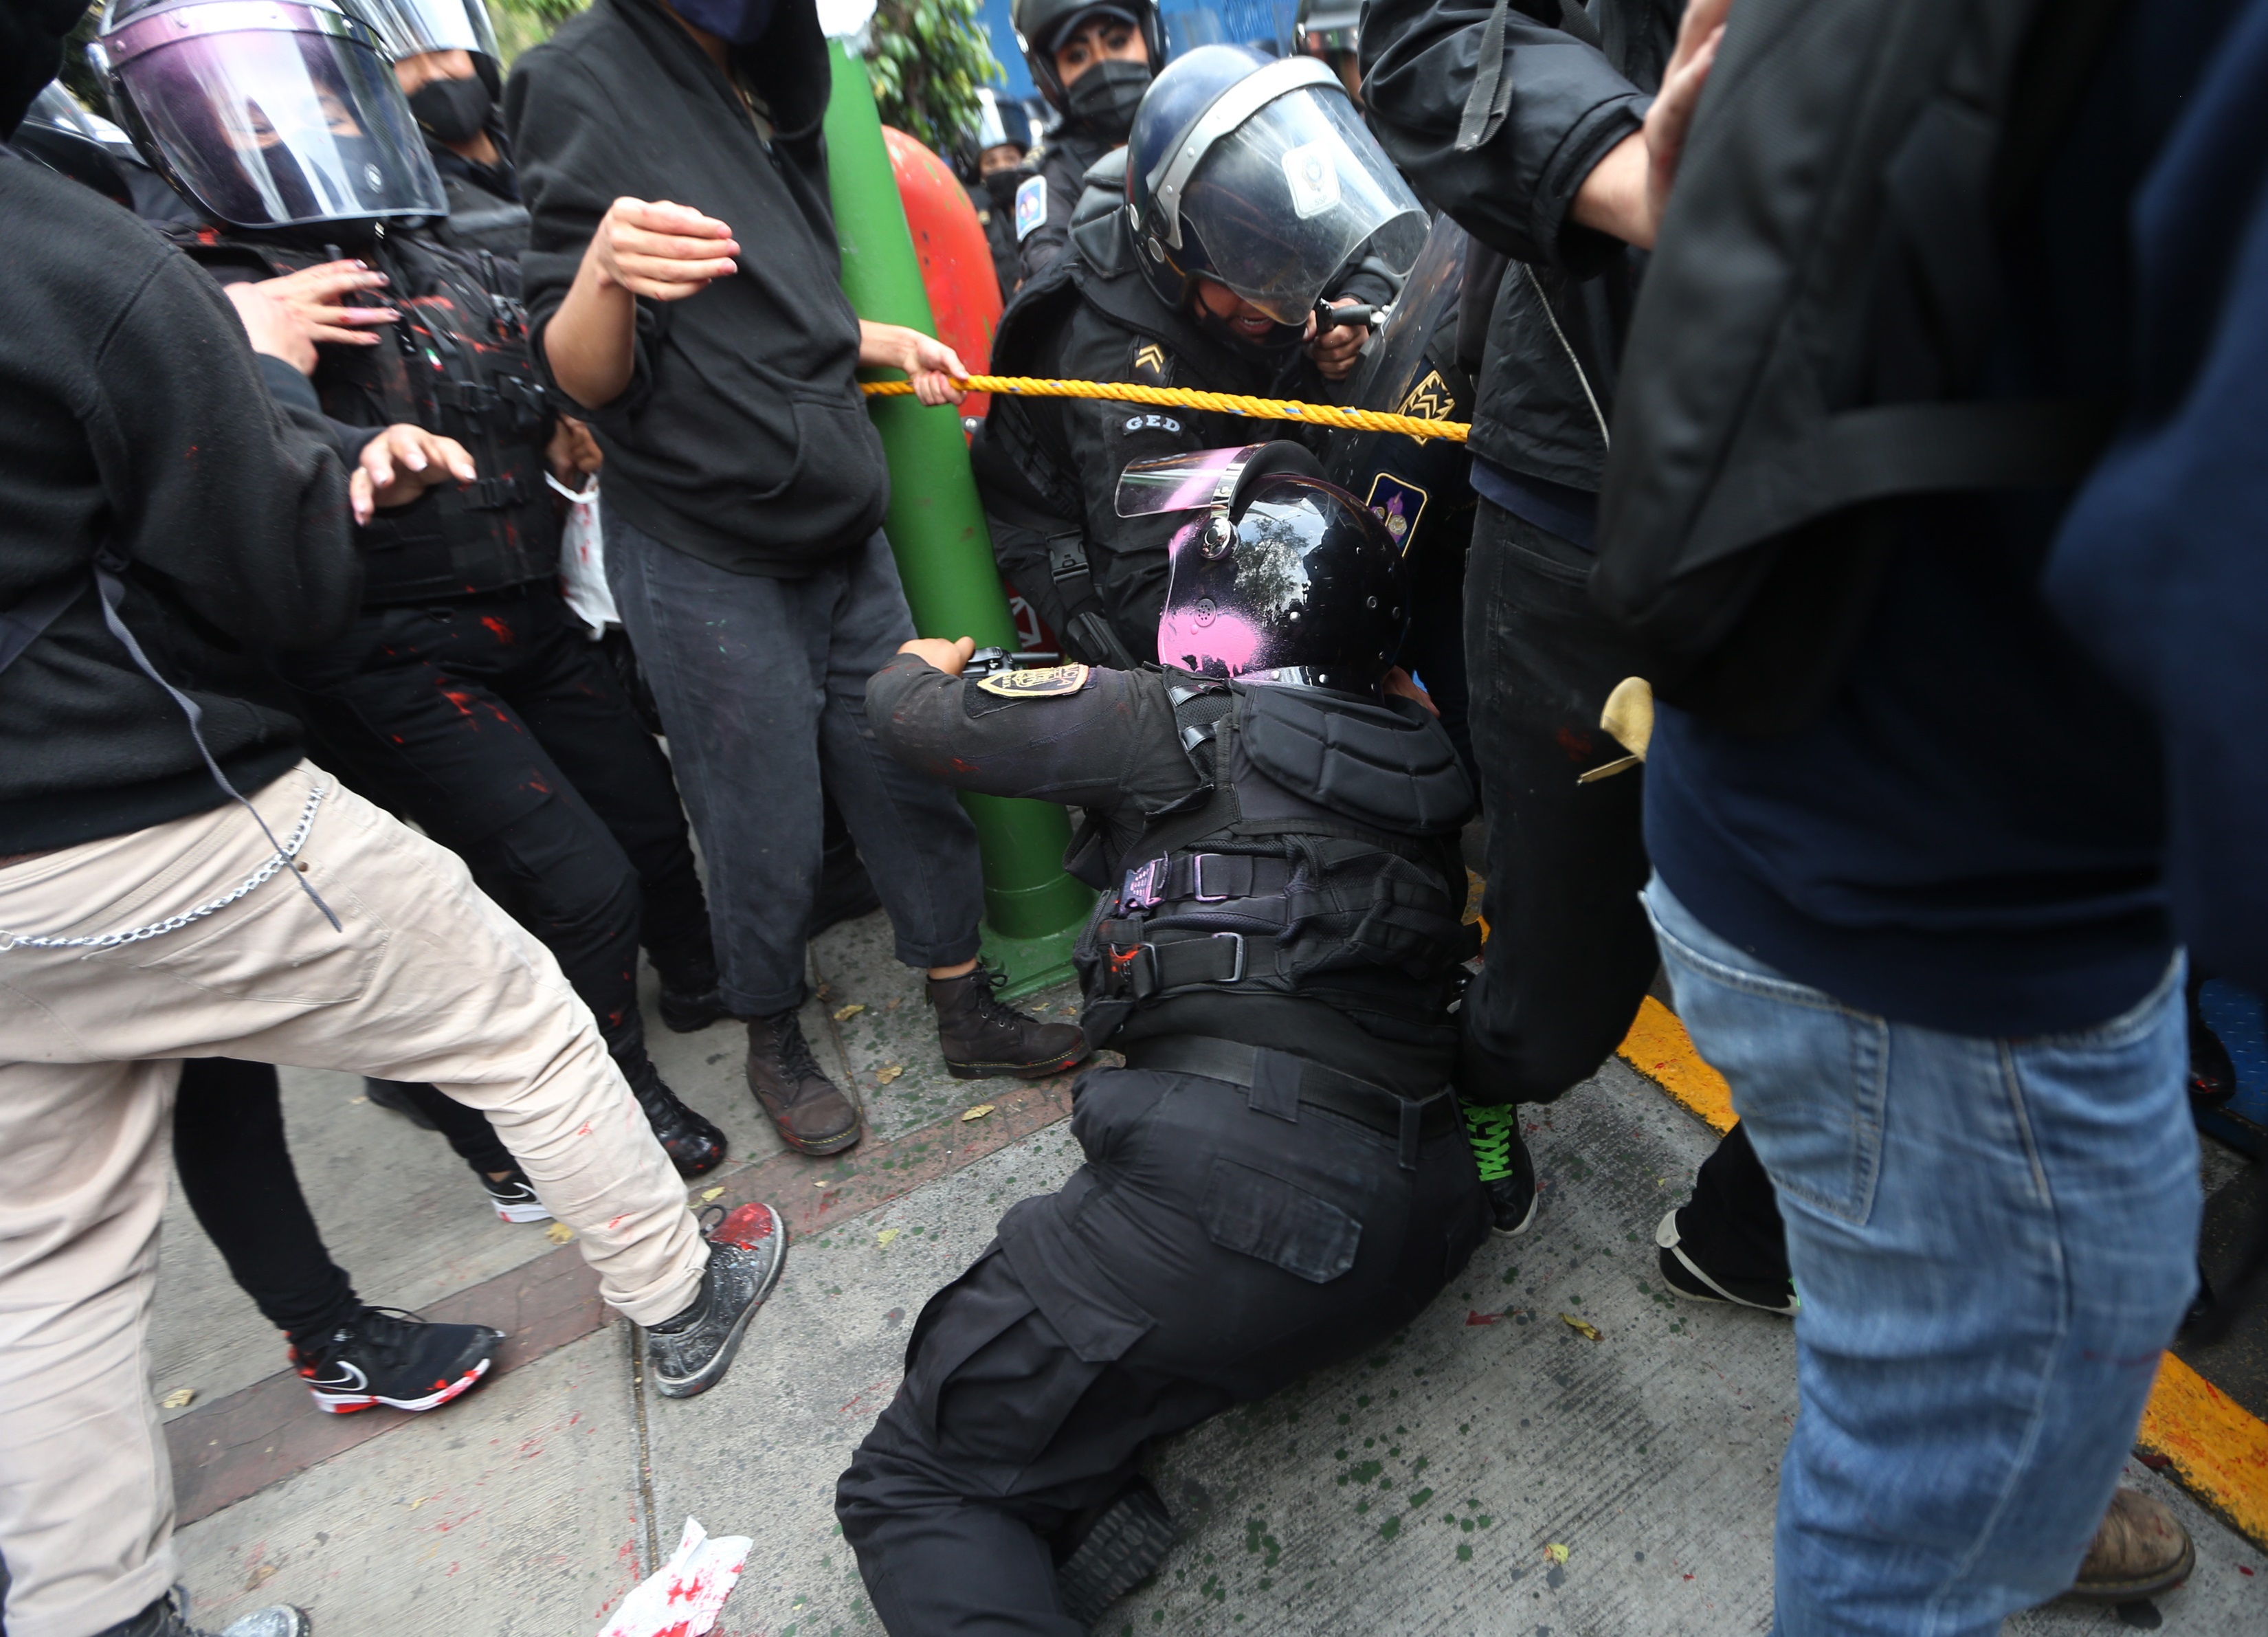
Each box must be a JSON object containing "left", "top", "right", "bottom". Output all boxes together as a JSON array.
[
  {"left": 1128, "top": 442, "right": 1410, "bottom": 694},
  {"left": 346, "top": 0, "right": 498, "bottom": 67},
  {"left": 13, "top": 82, "right": 135, "bottom": 202},
  {"left": 91, "top": 0, "right": 445, "bottom": 229},
  {"left": 1011, "top": 0, "right": 1164, "bottom": 120},
  {"left": 1126, "top": 45, "right": 1426, "bottom": 328},
  {"left": 343, "top": 0, "right": 501, "bottom": 146}
]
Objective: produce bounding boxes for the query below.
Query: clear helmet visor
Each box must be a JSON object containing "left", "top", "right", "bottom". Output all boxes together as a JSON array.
[
  {"left": 1114, "top": 445, "right": 1255, "bottom": 517},
  {"left": 345, "top": 0, "right": 498, "bottom": 61},
  {"left": 109, "top": 6, "right": 444, "bottom": 227},
  {"left": 1177, "top": 86, "right": 1426, "bottom": 325}
]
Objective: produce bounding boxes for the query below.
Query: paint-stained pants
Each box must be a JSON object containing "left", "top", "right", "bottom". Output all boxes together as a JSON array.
[
  {"left": 836, "top": 1062, "right": 1492, "bottom": 1635},
  {"left": 0, "top": 764, "right": 706, "bottom": 1637},
  {"left": 274, "top": 583, "right": 713, "bottom": 1075}
]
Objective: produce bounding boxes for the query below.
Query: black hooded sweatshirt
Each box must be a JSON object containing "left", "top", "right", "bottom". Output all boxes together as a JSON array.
[
  {"left": 0, "top": 145, "right": 359, "bottom": 853},
  {"left": 507, "top": 0, "right": 890, "bottom": 575}
]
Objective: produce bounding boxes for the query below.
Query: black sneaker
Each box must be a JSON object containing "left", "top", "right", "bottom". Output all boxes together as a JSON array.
[
  {"left": 645, "top": 1201, "right": 789, "bottom": 1399},
  {"left": 290, "top": 1306, "right": 505, "bottom": 1414},
  {"left": 1655, "top": 1208, "right": 1800, "bottom": 1315},
  {"left": 481, "top": 1166, "right": 552, "bottom": 1224},
  {"left": 658, "top": 982, "right": 729, "bottom": 1035},
  {"left": 1054, "top": 1478, "right": 1178, "bottom": 1627},
  {"left": 95, "top": 1590, "right": 308, "bottom": 1637},
  {"left": 1461, "top": 1101, "right": 1537, "bottom": 1236}
]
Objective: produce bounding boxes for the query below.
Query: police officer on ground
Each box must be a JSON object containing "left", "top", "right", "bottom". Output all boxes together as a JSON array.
[
  {"left": 99, "top": 0, "right": 735, "bottom": 1184},
  {"left": 975, "top": 45, "right": 1418, "bottom": 668},
  {"left": 836, "top": 448, "right": 1502, "bottom": 1635},
  {"left": 1007, "top": 0, "right": 1162, "bottom": 281}
]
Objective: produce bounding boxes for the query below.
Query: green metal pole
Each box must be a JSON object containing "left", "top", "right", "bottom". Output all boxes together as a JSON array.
[{"left": 823, "top": 38, "right": 1093, "bottom": 994}]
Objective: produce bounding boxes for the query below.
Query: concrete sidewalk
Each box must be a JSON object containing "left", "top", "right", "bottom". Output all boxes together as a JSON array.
[{"left": 149, "top": 911, "right": 2266, "bottom": 1636}]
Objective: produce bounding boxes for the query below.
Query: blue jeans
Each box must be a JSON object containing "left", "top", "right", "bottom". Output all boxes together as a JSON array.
[
  {"left": 1643, "top": 878, "right": 2197, "bottom": 1636},
  {"left": 605, "top": 515, "right": 985, "bottom": 1015}
]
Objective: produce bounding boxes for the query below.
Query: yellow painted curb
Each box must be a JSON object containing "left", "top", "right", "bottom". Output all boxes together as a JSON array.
[{"left": 1616, "top": 999, "right": 2268, "bottom": 1552}]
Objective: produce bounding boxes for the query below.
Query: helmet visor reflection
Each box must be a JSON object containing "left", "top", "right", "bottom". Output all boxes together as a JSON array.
[
  {"left": 1177, "top": 87, "right": 1425, "bottom": 325},
  {"left": 347, "top": 0, "right": 499, "bottom": 62},
  {"left": 115, "top": 15, "right": 444, "bottom": 226}
]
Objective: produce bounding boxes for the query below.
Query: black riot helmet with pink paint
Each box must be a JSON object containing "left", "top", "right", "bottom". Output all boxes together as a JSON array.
[{"left": 1121, "top": 441, "right": 1409, "bottom": 695}]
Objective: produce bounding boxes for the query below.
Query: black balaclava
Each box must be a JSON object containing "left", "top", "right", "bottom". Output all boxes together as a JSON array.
[
  {"left": 407, "top": 71, "right": 490, "bottom": 145},
  {"left": 2, "top": 0, "right": 91, "bottom": 139},
  {"left": 982, "top": 166, "right": 1021, "bottom": 209},
  {"left": 1063, "top": 56, "right": 1150, "bottom": 143},
  {"left": 667, "top": 0, "right": 777, "bottom": 46}
]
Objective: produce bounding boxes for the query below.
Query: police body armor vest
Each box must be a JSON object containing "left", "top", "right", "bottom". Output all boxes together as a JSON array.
[
  {"left": 1074, "top": 675, "right": 1478, "bottom": 1048},
  {"left": 175, "top": 225, "right": 557, "bottom": 605}
]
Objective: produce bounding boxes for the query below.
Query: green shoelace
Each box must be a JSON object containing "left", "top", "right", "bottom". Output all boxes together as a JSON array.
[{"left": 1460, "top": 1101, "right": 1518, "bottom": 1183}]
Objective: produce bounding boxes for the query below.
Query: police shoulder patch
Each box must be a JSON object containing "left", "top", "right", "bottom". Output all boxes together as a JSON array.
[
  {"left": 977, "top": 662, "right": 1090, "bottom": 698},
  {"left": 1131, "top": 341, "right": 1170, "bottom": 384},
  {"left": 1014, "top": 175, "right": 1047, "bottom": 241}
]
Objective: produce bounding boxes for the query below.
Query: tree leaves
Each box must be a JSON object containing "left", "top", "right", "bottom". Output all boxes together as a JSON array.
[{"left": 863, "top": 0, "right": 1003, "bottom": 155}]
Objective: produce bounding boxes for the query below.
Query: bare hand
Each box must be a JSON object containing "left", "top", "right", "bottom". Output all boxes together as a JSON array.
[
  {"left": 898, "top": 635, "right": 977, "bottom": 675},
  {"left": 225, "top": 280, "right": 317, "bottom": 375},
  {"left": 1570, "top": 0, "right": 1728, "bottom": 249},
  {"left": 348, "top": 424, "right": 477, "bottom": 524},
  {"left": 860, "top": 322, "right": 967, "bottom": 405},
  {"left": 1303, "top": 298, "right": 1369, "bottom": 382},
  {"left": 546, "top": 414, "right": 603, "bottom": 482},
  {"left": 1384, "top": 666, "right": 1438, "bottom": 715},
  {"left": 256, "top": 260, "right": 398, "bottom": 347},
  {"left": 588, "top": 197, "right": 740, "bottom": 302}
]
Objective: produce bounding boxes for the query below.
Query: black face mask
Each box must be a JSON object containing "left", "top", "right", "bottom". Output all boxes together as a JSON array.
[
  {"left": 1063, "top": 57, "right": 1150, "bottom": 143},
  {"left": 408, "top": 74, "right": 491, "bottom": 146},
  {"left": 983, "top": 168, "right": 1021, "bottom": 210},
  {"left": 667, "top": 0, "right": 778, "bottom": 45}
]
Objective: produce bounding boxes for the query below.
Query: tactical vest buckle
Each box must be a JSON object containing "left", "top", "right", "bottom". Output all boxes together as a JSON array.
[
  {"left": 1120, "top": 857, "right": 1164, "bottom": 912},
  {"left": 1190, "top": 854, "right": 1233, "bottom": 902},
  {"left": 1207, "top": 930, "right": 1246, "bottom": 982},
  {"left": 465, "top": 474, "right": 527, "bottom": 511}
]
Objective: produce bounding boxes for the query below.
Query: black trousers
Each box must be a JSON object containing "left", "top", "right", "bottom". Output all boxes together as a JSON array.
[
  {"left": 173, "top": 1058, "right": 363, "bottom": 1350},
  {"left": 1399, "top": 502, "right": 1479, "bottom": 788},
  {"left": 836, "top": 1060, "right": 1492, "bottom": 1636},
  {"left": 1458, "top": 500, "right": 1661, "bottom": 1103},
  {"left": 1682, "top": 1121, "right": 1792, "bottom": 1285},
  {"left": 275, "top": 583, "right": 713, "bottom": 1080}
]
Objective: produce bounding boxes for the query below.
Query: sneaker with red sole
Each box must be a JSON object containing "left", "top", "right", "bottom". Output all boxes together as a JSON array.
[
  {"left": 644, "top": 1201, "right": 788, "bottom": 1399},
  {"left": 291, "top": 1306, "right": 505, "bottom": 1414}
]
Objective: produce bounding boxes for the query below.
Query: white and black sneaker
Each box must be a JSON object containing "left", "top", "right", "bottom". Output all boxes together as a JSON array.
[
  {"left": 482, "top": 1167, "right": 552, "bottom": 1224},
  {"left": 95, "top": 1590, "right": 308, "bottom": 1637},
  {"left": 644, "top": 1201, "right": 788, "bottom": 1399},
  {"left": 1655, "top": 1208, "right": 1800, "bottom": 1315},
  {"left": 291, "top": 1306, "right": 505, "bottom": 1414}
]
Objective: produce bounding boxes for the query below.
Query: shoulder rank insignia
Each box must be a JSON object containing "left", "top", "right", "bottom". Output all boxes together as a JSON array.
[
  {"left": 977, "top": 663, "right": 1090, "bottom": 698},
  {"left": 1014, "top": 175, "right": 1047, "bottom": 241},
  {"left": 1397, "top": 368, "right": 1455, "bottom": 422},
  {"left": 1131, "top": 342, "right": 1169, "bottom": 384}
]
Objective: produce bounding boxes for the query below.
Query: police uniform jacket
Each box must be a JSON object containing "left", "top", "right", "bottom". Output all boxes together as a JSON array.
[{"left": 1012, "top": 123, "right": 1114, "bottom": 283}]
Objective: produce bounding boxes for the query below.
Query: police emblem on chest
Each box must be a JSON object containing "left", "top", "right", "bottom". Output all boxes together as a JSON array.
[
  {"left": 1364, "top": 473, "right": 1430, "bottom": 553},
  {"left": 976, "top": 663, "right": 1090, "bottom": 697}
]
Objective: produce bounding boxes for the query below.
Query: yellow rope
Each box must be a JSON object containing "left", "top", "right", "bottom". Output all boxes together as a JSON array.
[{"left": 860, "top": 375, "right": 1470, "bottom": 444}]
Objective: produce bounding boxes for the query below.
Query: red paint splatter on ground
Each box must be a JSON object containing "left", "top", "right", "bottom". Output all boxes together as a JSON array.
[{"left": 1465, "top": 1310, "right": 1501, "bottom": 1326}]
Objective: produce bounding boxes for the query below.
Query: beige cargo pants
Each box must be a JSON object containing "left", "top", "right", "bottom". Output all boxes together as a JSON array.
[{"left": 0, "top": 763, "right": 707, "bottom": 1637}]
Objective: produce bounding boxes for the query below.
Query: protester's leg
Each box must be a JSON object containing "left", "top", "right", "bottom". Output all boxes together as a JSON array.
[
  {"left": 0, "top": 1056, "right": 179, "bottom": 1637},
  {"left": 170, "top": 1057, "right": 362, "bottom": 1348},
  {"left": 1645, "top": 878, "right": 2199, "bottom": 1636},
  {"left": 0, "top": 764, "right": 707, "bottom": 1328},
  {"left": 604, "top": 511, "right": 827, "bottom": 1017},
  {"left": 1658, "top": 1122, "right": 1796, "bottom": 1309},
  {"left": 499, "top": 590, "right": 717, "bottom": 990},
  {"left": 1459, "top": 502, "right": 1659, "bottom": 1102},
  {"left": 814, "top": 532, "right": 984, "bottom": 972}
]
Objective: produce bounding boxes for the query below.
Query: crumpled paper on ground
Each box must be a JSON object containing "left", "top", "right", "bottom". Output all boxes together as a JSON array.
[{"left": 597, "top": 1517, "right": 751, "bottom": 1637}]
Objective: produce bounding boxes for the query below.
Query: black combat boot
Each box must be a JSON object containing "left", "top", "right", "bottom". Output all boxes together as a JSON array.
[
  {"left": 1053, "top": 1478, "right": 1179, "bottom": 1627},
  {"left": 625, "top": 1057, "right": 727, "bottom": 1176},
  {"left": 746, "top": 1009, "right": 864, "bottom": 1155},
  {"left": 927, "top": 965, "right": 1088, "bottom": 1080},
  {"left": 652, "top": 937, "right": 727, "bottom": 1036}
]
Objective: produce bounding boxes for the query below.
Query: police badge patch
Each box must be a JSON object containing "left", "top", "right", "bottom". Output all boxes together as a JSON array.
[
  {"left": 1014, "top": 175, "right": 1047, "bottom": 242},
  {"left": 1364, "top": 473, "right": 1430, "bottom": 554},
  {"left": 977, "top": 663, "right": 1090, "bottom": 697}
]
